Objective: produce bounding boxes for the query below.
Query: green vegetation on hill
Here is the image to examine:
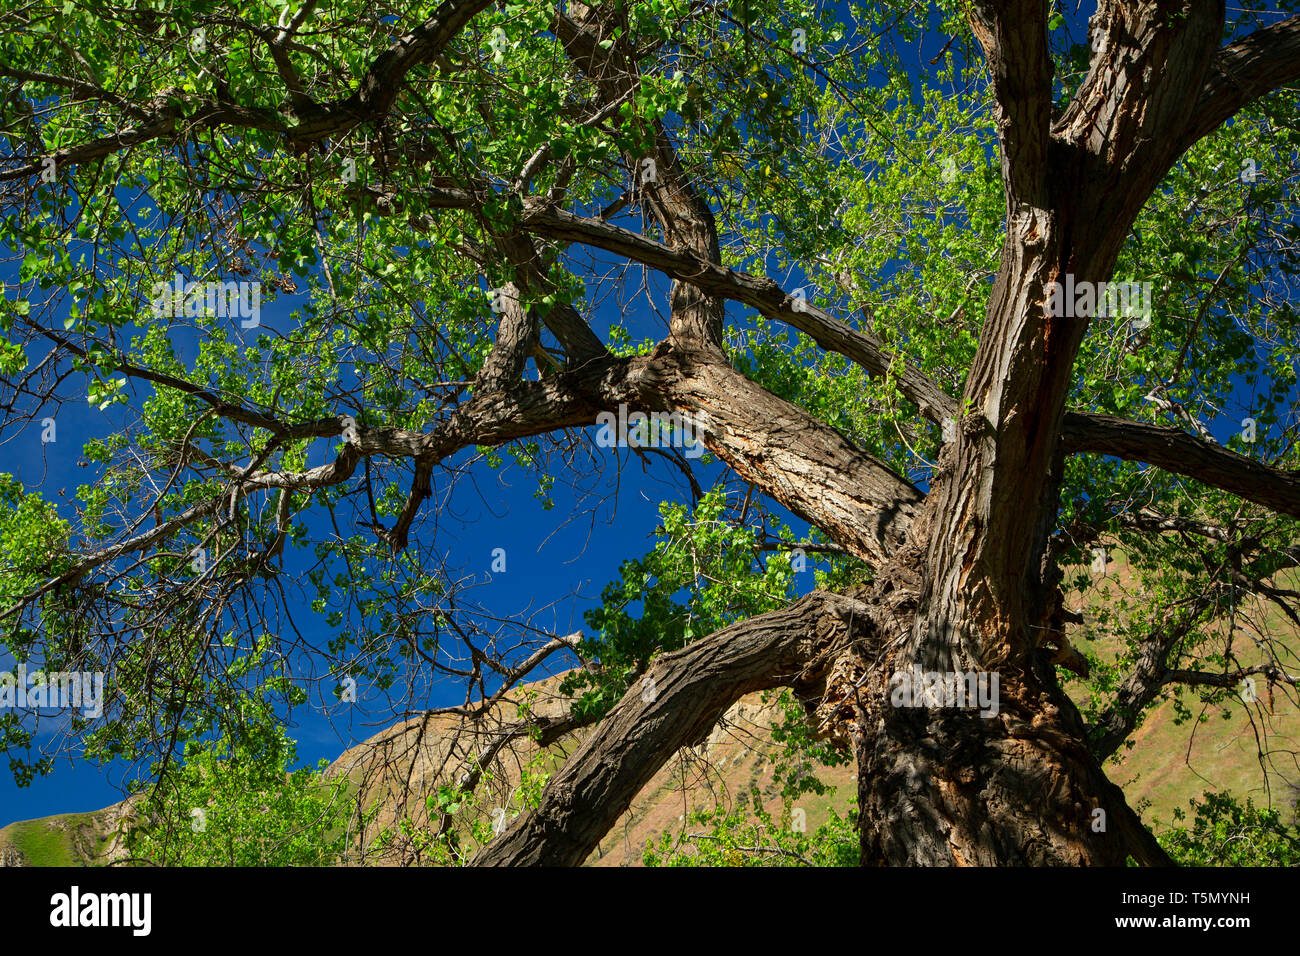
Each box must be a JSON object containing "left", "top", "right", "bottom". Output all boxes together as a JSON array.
[{"left": 0, "top": 808, "right": 123, "bottom": 867}]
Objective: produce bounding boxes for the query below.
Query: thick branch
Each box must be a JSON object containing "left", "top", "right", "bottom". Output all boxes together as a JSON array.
[
  {"left": 1164, "top": 664, "right": 1297, "bottom": 691},
  {"left": 1062, "top": 412, "right": 1300, "bottom": 520},
  {"left": 471, "top": 590, "right": 871, "bottom": 866},
  {"left": 1090, "top": 593, "right": 1218, "bottom": 762},
  {"left": 477, "top": 282, "right": 536, "bottom": 388},
  {"left": 1183, "top": 15, "right": 1300, "bottom": 148},
  {"left": 552, "top": 6, "right": 724, "bottom": 347},
  {"left": 289, "top": 0, "right": 497, "bottom": 144},
  {"left": 965, "top": 0, "right": 1053, "bottom": 206},
  {"left": 626, "top": 346, "right": 925, "bottom": 566}
]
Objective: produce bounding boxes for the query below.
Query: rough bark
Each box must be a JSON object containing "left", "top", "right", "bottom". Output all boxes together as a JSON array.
[
  {"left": 473, "top": 590, "right": 871, "bottom": 866},
  {"left": 1062, "top": 412, "right": 1300, "bottom": 519},
  {"left": 13, "top": 0, "right": 1300, "bottom": 868},
  {"left": 840, "top": 0, "right": 1237, "bottom": 867},
  {"left": 854, "top": 672, "right": 1173, "bottom": 865},
  {"left": 468, "top": 4, "right": 1298, "bottom": 868},
  {"left": 623, "top": 346, "right": 924, "bottom": 566}
]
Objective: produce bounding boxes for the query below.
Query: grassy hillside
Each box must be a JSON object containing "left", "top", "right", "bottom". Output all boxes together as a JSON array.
[
  {"left": 0, "top": 800, "right": 134, "bottom": 867},
  {"left": 3, "top": 555, "right": 1296, "bottom": 866},
  {"left": 1063, "top": 549, "right": 1300, "bottom": 829}
]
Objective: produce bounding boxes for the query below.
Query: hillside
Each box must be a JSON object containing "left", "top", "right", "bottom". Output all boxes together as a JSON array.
[
  {"left": 0, "top": 682, "right": 853, "bottom": 868},
  {"left": 0, "top": 798, "right": 136, "bottom": 867},
  {"left": 1089, "top": 555, "right": 1299, "bottom": 827},
  {"left": 319, "top": 675, "right": 855, "bottom": 866},
  {"left": 3, "top": 556, "right": 1297, "bottom": 865}
]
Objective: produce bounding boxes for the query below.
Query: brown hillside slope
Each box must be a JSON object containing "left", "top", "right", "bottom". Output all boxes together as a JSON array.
[
  {"left": 323, "top": 676, "right": 853, "bottom": 866},
  {"left": 4, "top": 555, "right": 1297, "bottom": 866}
]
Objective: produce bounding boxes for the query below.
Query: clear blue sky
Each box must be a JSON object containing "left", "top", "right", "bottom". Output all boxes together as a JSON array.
[{"left": 3, "top": 2, "right": 1290, "bottom": 828}]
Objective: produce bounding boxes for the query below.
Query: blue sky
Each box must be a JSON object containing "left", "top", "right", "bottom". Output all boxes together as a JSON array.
[
  {"left": 0, "top": 259, "right": 822, "bottom": 826},
  {"left": 3, "top": 1, "right": 1296, "bottom": 829}
]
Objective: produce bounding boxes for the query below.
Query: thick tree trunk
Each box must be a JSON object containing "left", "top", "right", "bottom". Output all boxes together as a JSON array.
[
  {"left": 15, "top": 0, "right": 1300, "bottom": 871},
  {"left": 842, "top": 220, "right": 1169, "bottom": 864},
  {"left": 463, "top": 1, "right": 1300, "bottom": 868},
  {"left": 853, "top": 679, "right": 1172, "bottom": 866},
  {"left": 836, "top": 0, "right": 1230, "bottom": 867},
  {"left": 850, "top": 605, "right": 1171, "bottom": 865}
]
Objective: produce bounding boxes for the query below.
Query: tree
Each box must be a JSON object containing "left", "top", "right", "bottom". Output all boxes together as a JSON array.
[
  {"left": 123, "top": 656, "right": 365, "bottom": 866},
  {"left": 1158, "top": 790, "right": 1300, "bottom": 866},
  {"left": 1, "top": 0, "right": 1298, "bottom": 866}
]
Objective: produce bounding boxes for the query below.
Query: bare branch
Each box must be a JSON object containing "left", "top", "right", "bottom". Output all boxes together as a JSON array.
[{"left": 521, "top": 204, "right": 959, "bottom": 421}]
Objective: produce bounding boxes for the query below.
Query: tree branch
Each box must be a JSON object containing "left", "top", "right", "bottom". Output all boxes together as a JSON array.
[
  {"left": 471, "top": 590, "right": 871, "bottom": 866},
  {"left": 1090, "top": 593, "right": 1218, "bottom": 762},
  {"left": 1062, "top": 412, "right": 1300, "bottom": 520},
  {"left": 1183, "top": 14, "right": 1300, "bottom": 149},
  {"left": 965, "top": 0, "right": 1053, "bottom": 206},
  {"left": 521, "top": 204, "right": 958, "bottom": 421},
  {"left": 628, "top": 346, "right": 925, "bottom": 566}
]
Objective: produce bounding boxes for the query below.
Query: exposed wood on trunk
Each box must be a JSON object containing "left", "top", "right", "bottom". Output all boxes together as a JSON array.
[{"left": 14, "top": 0, "right": 1300, "bottom": 869}]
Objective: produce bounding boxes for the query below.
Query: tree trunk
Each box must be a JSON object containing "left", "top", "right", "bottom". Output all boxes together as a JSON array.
[
  {"left": 464, "top": 0, "right": 1300, "bottom": 867},
  {"left": 12, "top": 0, "right": 1300, "bottom": 872},
  {"left": 854, "top": 683, "right": 1173, "bottom": 865},
  {"left": 851, "top": 602, "right": 1172, "bottom": 865}
]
